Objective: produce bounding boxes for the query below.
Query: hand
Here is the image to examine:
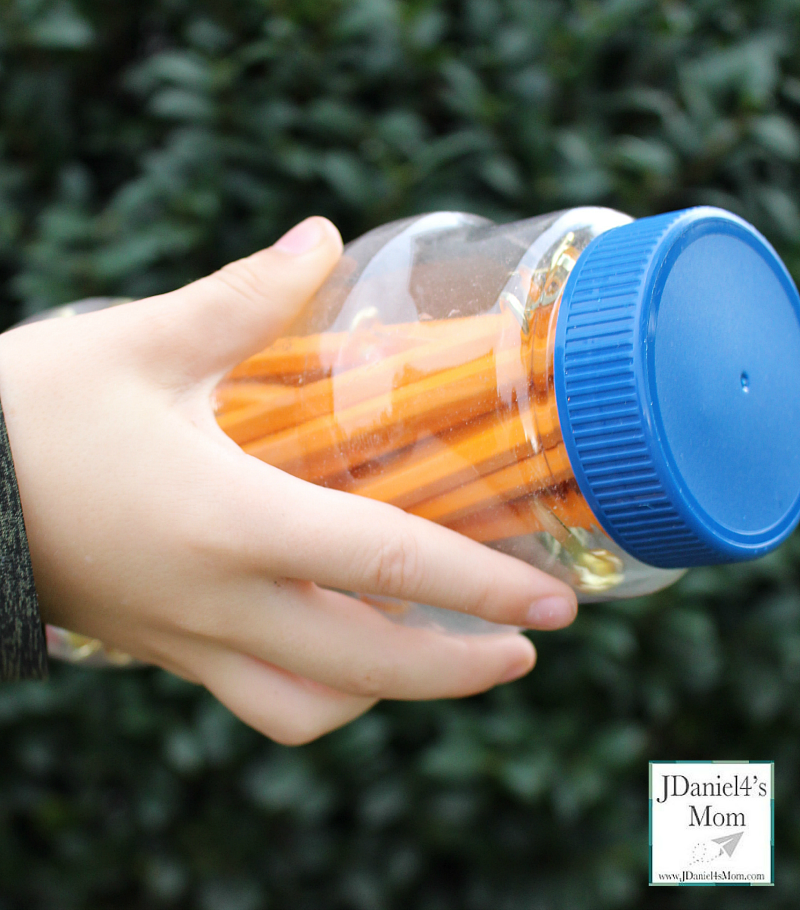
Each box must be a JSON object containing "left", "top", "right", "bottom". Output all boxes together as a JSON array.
[{"left": 0, "top": 217, "right": 578, "bottom": 744}]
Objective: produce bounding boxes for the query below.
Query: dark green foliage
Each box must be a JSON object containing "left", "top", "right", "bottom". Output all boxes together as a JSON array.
[{"left": 1, "top": 0, "right": 800, "bottom": 906}]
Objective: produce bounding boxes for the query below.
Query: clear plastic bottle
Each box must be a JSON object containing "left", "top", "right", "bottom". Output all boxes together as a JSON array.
[
  {"left": 33, "top": 205, "right": 800, "bottom": 660},
  {"left": 213, "top": 205, "right": 800, "bottom": 634}
]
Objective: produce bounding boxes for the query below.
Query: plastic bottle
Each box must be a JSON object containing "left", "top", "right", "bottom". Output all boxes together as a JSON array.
[
  {"left": 214, "top": 205, "right": 800, "bottom": 634},
  {"left": 32, "top": 205, "right": 800, "bottom": 660}
]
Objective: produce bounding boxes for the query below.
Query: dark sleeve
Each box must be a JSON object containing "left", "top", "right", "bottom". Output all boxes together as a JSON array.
[{"left": 0, "top": 395, "right": 48, "bottom": 681}]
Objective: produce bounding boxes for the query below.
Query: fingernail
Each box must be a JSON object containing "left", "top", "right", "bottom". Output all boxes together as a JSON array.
[
  {"left": 273, "top": 217, "right": 324, "bottom": 255},
  {"left": 525, "top": 596, "right": 577, "bottom": 629},
  {"left": 498, "top": 655, "right": 533, "bottom": 684}
]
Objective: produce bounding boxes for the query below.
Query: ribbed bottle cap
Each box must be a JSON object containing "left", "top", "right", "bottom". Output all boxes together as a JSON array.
[{"left": 554, "top": 207, "right": 800, "bottom": 568}]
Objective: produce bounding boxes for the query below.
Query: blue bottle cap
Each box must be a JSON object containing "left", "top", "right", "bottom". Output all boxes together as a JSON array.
[{"left": 554, "top": 207, "right": 800, "bottom": 568}]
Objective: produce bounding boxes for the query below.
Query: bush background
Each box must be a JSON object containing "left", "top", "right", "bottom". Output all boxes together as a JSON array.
[{"left": 2, "top": 0, "right": 800, "bottom": 907}]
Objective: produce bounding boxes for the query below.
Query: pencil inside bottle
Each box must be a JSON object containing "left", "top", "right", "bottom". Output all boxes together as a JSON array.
[{"left": 213, "top": 217, "right": 622, "bottom": 593}]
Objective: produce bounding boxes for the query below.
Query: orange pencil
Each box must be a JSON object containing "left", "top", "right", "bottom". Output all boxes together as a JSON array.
[
  {"left": 407, "top": 442, "right": 574, "bottom": 523},
  {"left": 346, "top": 408, "right": 535, "bottom": 509},
  {"left": 242, "top": 348, "right": 524, "bottom": 480},
  {"left": 213, "top": 382, "right": 286, "bottom": 414},
  {"left": 227, "top": 313, "right": 512, "bottom": 382},
  {"left": 444, "top": 484, "right": 597, "bottom": 543},
  {"left": 219, "top": 314, "right": 520, "bottom": 445}
]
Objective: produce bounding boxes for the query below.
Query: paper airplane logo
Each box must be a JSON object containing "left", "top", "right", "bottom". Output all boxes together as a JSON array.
[{"left": 711, "top": 831, "right": 744, "bottom": 857}]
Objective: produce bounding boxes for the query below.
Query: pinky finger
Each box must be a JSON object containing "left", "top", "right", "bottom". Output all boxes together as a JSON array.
[{"left": 197, "top": 646, "right": 378, "bottom": 745}]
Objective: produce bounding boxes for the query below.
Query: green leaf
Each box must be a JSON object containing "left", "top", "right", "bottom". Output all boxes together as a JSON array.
[
  {"left": 26, "top": 2, "right": 94, "bottom": 49},
  {"left": 751, "top": 113, "right": 800, "bottom": 160}
]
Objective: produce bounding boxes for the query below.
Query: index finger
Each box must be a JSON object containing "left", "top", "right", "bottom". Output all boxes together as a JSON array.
[{"left": 226, "top": 457, "right": 579, "bottom": 631}]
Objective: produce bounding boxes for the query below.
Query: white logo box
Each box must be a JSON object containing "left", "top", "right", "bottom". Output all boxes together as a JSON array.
[{"left": 649, "top": 761, "right": 774, "bottom": 886}]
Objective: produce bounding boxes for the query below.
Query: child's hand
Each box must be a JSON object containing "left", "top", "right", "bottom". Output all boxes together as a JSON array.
[{"left": 0, "top": 217, "right": 578, "bottom": 744}]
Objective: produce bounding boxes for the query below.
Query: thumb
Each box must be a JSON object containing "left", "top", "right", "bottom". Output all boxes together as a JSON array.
[{"left": 162, "top": 216, "right": 343, "bottom": 379}]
